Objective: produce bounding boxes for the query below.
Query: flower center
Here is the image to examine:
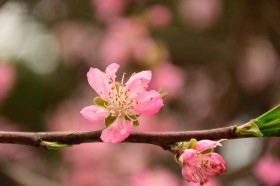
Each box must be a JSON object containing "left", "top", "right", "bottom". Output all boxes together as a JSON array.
[{"left": 105, "top": 74, "right": 137, "bottom": 118}]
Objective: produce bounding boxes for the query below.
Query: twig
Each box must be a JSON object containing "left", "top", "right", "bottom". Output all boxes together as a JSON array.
[
  {"left": 0, "top": 126, "right": 245, "bottom": 150},
  {"left": 0, "top": 0, "right": 8, "bottom": 7}
]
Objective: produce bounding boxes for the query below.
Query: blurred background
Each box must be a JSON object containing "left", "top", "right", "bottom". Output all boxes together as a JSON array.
[{"left": 0, "top": 0, "right": 280, "bottom": 185}]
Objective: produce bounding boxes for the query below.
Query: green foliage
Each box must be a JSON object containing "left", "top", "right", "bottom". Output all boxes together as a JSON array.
[
  {"left": 236, "top": 105, "right": 280, "bottom": 137},
  {"left": 255, "top": 105, "right": 280, "bottom": 136}
]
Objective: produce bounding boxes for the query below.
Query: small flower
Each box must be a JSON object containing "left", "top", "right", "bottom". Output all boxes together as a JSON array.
[
  {"left": 81, "top": 63, "right": 164, "bottom": 143},
  {"left": 176, "top": 139, "right": 226, "bottom": 185}
]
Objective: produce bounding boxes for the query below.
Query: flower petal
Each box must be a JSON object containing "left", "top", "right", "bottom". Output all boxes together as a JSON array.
[
  {"left": 194, "top": 140, "right": 222, "bottom": 152},
  {"left": 134, "top": 90, "right": 164, "bottom": 116},
  {"left": 208, "top": 153, "right": 227, "bottom": 171},
  {"left": 87, "top": 67, "right": 110, "bottom": 99},
  {"left": 182, "top": 166, "right": 198, "bottom": 183},
  {"left": 124, "top": 71, "right": 152, "bottom": 98},
  {"left": 200, "top": 153, "right": 226, "bottom": 178},
  {"left": 100, "top": 117, "right": 133, "bottom": 143},
  {"left": 182, "top": 149, "right": 198, "bottom": 166},
  {"left": 80, "top": 105, "right": 110, "bottom": 123},
  {"left": 105, "top": 63, "right": 120, "bottom": 79}
]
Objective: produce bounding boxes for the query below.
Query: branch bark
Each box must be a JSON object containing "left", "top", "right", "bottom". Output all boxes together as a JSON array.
[{"left": 0, "top": 126, "right": 245, "bottom": 150}]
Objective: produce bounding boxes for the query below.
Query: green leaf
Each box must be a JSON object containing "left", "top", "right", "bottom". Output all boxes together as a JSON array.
[
  {"left": 251, "top": 104, "right": 280, "bottom": 136},
  {"left": 133, "top": 120, "right": 139, "bottom": 127},
  {"left": 105, "top": 115, "right": 117, "bottom": 127},
  {"left": 94, "top": 97, "right": 108, "bottom": 107},
  {"left": 255, "top": 104, "right": 280, "bottom": 126}
]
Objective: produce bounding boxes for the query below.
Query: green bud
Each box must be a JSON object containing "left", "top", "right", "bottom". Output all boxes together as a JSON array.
[
  {"left": 40, "top": 141, "right": 71, "bottom": 150},
  {"left": 235, "top": 120, "right": 263, "bottom": 137}
]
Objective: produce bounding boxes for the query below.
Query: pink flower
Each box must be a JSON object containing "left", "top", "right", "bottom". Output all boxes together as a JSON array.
[
  {"left": 178, "top": 140, "right": 226, "bottom": 185},
  {"left": 81, "top": 63, "right": 164, "bottom": 143},
  {"left": 179, "top": 0, "right": 221, "bottom": 30},
  {"left": 147, "top": 5, "right": 172, "bottom": 29},
  {"left": 91, "top": 0, "right": 128, "bottom": 23},
  {"left": 150, "top": 62, "right": 185, "bottom": 99}
]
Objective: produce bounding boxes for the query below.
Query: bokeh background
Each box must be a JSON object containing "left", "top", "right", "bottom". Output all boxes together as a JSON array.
[{"left": 0, "top": 0, "right": 280, "bottom": 185}]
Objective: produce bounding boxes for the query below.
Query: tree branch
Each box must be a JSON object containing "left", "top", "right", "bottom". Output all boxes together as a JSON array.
[{"left": 0, "top": 125, "right": 246, "bottom": 150}]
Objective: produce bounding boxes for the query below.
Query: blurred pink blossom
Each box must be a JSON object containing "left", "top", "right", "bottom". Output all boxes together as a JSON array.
[
  {"left": 99, "top": 18, "right": 166, "bottom": 66},
  {"left": 0, "top": 62, "right": 15, "bottom": 105},
  {"left": 133, "top": 38, "right": 166, "bottom": 65},
  {"left": 179, "top": 0, "right": 221, "bottom": 30},
  {"left": 53, "top": 22, "right": 100, "bottom": 65},
  {"left": 132, "top": 168, "right": 180, "bottom": 186},
  {"left": 150, "top": 62, "right": 185, "bottom": 100},
  {"left": 146, "top": 5, "right": 172, "bottom": 29},
  {"left": 81, "top": 63, "right": 164, "bottom": 143},
  {"left": 254, "top": 156, "right": 280, "bottom": 186},
  {"left": 238, "top": 38, "right": 279, "bottom": 92},
  {"left": 99, "top": 18, "right": 148, "bottom": 66},
  {"left": 91, "top": 0, "right": 128, "bottom": 23}
]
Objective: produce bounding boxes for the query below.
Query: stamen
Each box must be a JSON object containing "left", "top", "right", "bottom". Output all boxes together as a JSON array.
[{"left": 121, "top": 72, "right": 127, "bottom": 85}]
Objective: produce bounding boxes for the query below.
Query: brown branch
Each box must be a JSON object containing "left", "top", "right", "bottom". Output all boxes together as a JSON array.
[
  {"left": 0, "top": 126, "right": 245, "bottom": 150},
  {"left": 0, "top": 0, "right": 8, "bottom": 7}
]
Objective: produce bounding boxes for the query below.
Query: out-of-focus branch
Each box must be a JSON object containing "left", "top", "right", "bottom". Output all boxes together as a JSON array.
[
  {"left": 0, "top": 0, "right": 8, "bottom": 7},
  {"left": 0, "top": 126, "right": 261, "bottom": 150}
]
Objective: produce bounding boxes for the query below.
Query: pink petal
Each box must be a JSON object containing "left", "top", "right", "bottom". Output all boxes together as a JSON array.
[
  {"left": 182, "top": 166, "right": 198, "bottom": 183},
  {"left": 194, "top": 140, "right": 222, "bottom": 152},
  {"left": 105, "top": 63, "right": 120, "bottom": 79},
  {"left": 124, "top": 71, "right": 152, "bottom": 98},
  {"left": 182, "top": 149, "right": 199, "bottom": 166},
  {"left": 200, "top": 153, "right": 226, "bottom": 178},
  {"left": 182, "top": 149, "right": 196, "bottom": 160},
  {"left": 80, "top": 105, "right": 110, "bottom": 123},
  {"left": 208, "top": 153, "right": 226, "bottom": 170},
  {"left": 87, "top": 67, "right": 110, "bottom": 99},
  {"left": 134, "top": 90, "right": 164, "bottom": 116},
  {"left": 100, "top": 117, "right": 133, "bottom": 143}
]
